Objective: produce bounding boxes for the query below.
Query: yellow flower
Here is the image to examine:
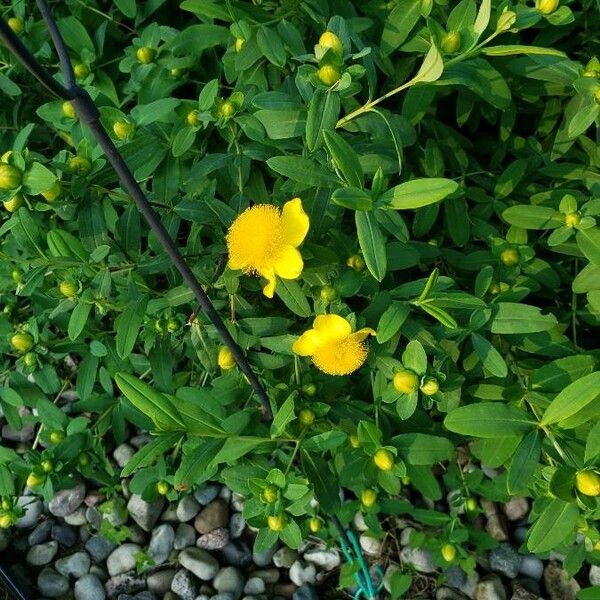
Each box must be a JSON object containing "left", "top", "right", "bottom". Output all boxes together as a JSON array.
[
  {"left": 292, "top": 314, "right": 375, "bottom": 376},
  {"left": 226, "top": 198, "right": 309, "bottom": 298}
]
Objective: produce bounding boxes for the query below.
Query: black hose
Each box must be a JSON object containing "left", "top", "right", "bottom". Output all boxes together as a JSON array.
[
  {"left": 0, "top": 1, "right": 272, "bottom": 420},
  {"left": 0, "top": 564, "right": 28, "bottom": 600}
]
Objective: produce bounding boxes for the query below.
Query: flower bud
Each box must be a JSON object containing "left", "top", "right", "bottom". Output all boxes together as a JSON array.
[
  {"left": 8, "top": 17, "right": 25, "bottom": 34},
  {"left": 302, "top": 383, "right": 317, "bottom": 397},
  {"left": 156, "top": 481, "right": 170, "bottom": 495},
  {"left": 360, "top": 488, "right": 377, "bottom": 508},
  {"left": 537, "top": 0, "right": 559, "bottom": 14},
  {"left": 393, "top": 370, "right": 419, "bottom": 394},
  {"left": 575, "top": 471, "right": 600, "bottom": 496},
  {"left": 234, "top": 38, "right": 245, "bottom": 52},
  {"left": 261, "top": 485, "right": 278, "bottom": 504},
  {"left": 319, "top": 285, "right": 337, "bottom": 303},
  {"left": 349, "top": 434, "right": 360, "bottom": 448},
  {"left": 62, "top": 101, "right": 76, "bottom": 119},
  {"left": 500, "top": 248, "right": 519, "bottom": 266},
  {"left": 318, "top": 31, "right": 344, "bottom": 57},
  {"left": 308, "top": 517, "right": 322, "bottom": 533},
  {"left": 136, "top": 46, "right": 155, "bottom": 64},
  {"left": 49, "top": 430, "right": 65, "bottom": 444},
  {"left": 113, "top": 120, "right": 135, "bottom": 140},
  {"left": 441, "top": 31, "right": 461, "bottom": 54},
  {"left": 564, "top": 212, "right": 581, "bottom": 228},
  {"left": 11, "top": 332, "right": 33, "bottom": 353},
  {"left": 218, "top": 346, "right": 236, "bottom": 370},
  {"left": 73, "top": 63, "right": 90, "bottom": 79},
  {"left": 496, "top": 10, "right": 517, "bottom": 32},
  {"left": 68, "top": 156, "right": 91, "bottom": 176},
  {"left": 219, "top": 101, "right": 236, "bottom": 118},
  {"left": 346, "top": 255, "right": 365, "bottom": 272},
  {"left": 441, "top": 543, "right": 457, "bottom": 562},
  {"left": 41, "top": 181, "right": 62, "bottom": 203},
  {"left": 373, "top": 448, "right": 394, "bottom": 471},
  {"left": 267, "top": 513, "right": 287, "bottom": 531},
  {"left": 23, "top": 352, "right": 37, "bottom": 368},
  {"left": 3, "top": 194, "right": 23, "bottom": 213},
  {"left": 26, "top": 471, "right": 45, "bottom": 488},
  {"left": 0, "top": 164, "right": 22, "bottom": 190},
  {"left": 420, "top": 377, "right": 440, "bottom": 396},
  {"left": 317, "top": 65, "right": 341, "bottom": 86},
  {"left": 298, "top": 409, "right": 315, "bottom": 426},
  {"left": 186, "top": 110, "right": 201, "bottom": 127},
  {"left": 59, "top": 281, "right": 78, "bottom": 299}
]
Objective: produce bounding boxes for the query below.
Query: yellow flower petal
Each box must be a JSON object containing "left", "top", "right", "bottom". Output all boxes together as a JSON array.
[
  {"left": 313, "top": 314, "right": 352, "bottom": 342},
  {"left": 262, "top": 268, "right": 276, "bottom": 298},
  {"left": 292, "top": 329, "right": 323, "bottom": 356},
  {"left": 274, "top": 246, "right": 303, "bottom": 280},
  {"left": 281, "top": 198, "right": 309, "bottom": 248}
]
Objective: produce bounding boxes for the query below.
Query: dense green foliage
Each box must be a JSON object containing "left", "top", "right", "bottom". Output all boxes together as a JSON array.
[{"left": 1, "top": 0, "right": 600, "bottom": 594}]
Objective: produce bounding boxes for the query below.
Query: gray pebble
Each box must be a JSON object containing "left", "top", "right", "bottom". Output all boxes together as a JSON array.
[
  {"left": 113, "top": 443, "right": 135, "bottom": 468},
  {"left": 221, "top": 541, "right": 252, "bottom": 568},
  {"left": 304, "top": 547, "right": 340, "bottom": 571},
  {"left": 127, "top": 495, "right": 164, "bottom": 532},
  {"left": 400, "top": 546, "right": 436, "bottom": 573},
  {"left": 292, "top": 585, "right": 318, "bottom": 600},
  {"left": 171, "top": 568, "right": 198, "bottom": 600},
  {"left": 476, "top": 574, "right": 506, "bottom": 600},
  {"left": 179, "top": 547, "right": 219, "bottom": 581},
  {"left": 85, "top": 535, "right": 116, "bottom": 562},
  {"left": 229, "top": 512, "right": 245, "bottom": 539},
  {"left": 359, "top": 534, "right": 382, "bottom": 557},
  {"left": 214, "top": 566, "right": 244, "bottom": 599},
  {"left": 106, "top": 543, "right": 141, "bottom": 576},
  {"left": 55, "top": 551, "right": 91, "bottom": 578},
  {"left": 590, "top": 565, "right": 600, "bottom": 586},
  {"left": 273, "top": 547, "right": 298, "bottom": 569},
  {"left": 26, "top": 540, "right": 58, "bottom": 566},
  {"left": 194, "top": 484, "right": 221, "bottom": 505},
  {"left": 48, "top": 483, "right": 86, "bottom": 517},
  {"left": 37, "top": 567, "right": 69, "bottom": 598},
  {"left": 104, "top": 573, "right": 145, "bottom": 596},
  {"left": 519, "top": 556, "right": 544, "bottom": 581},
  {"left": 147, "top": 568, "right": 176, "bottom": 594},
  {"left": 251, "top": 568, "right": 280, "bottom": 584},
  {"left": 148, "top": 523, "right": 175, "bottom": 564},
  {"left": 198, "top": 527, "right": 229, "bottom": 550},
  {"left": 51, "top": 523, "right": 78, "bottom": 547},
  {"left": 244, "top": 577, "right": 266, "bottom": 595},
  {"left": 489, "top": 544, "right": 522, "bottom": 579},
  {"left": 86, "top": 506, "right": 104, "bottom": 529},
  {"left": 177, "top": 495, "right": 201, "bottom": 522},
  {"left": 15, "top": 496, "right": 42, "bottom": 528},
  {"left": 28, "top": 519, "right": 53, "bottom": 545},
  {"left": 289, "top": 560, "right": 317, "bottom": 586},
  {"left": 64, "top": 506, "right": 88, "bottom": 526},
  {"left": 174, "top": 523, "right": 197, "bottom": 550},
  {"left": 252, "top": 543, "right": 278, "bottom": 567},
  {"left": 74, "top": 573, "right": 106, "bottom": 600}
]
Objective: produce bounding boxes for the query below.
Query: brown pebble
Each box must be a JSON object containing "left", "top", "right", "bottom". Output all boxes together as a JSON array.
[{"left": 194, "top": 499, "right": 229, "bottom": 534}]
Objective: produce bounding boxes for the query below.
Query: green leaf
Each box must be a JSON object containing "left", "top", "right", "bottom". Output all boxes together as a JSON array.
[
  {"left": 212, "top": 437, "right": 269, "bottom": 464},
  {"left": 257, "top": 26, "right": 286, "bottom": 67},
  {"left": 302, "top": 451, "right": 340, "bottom": 512},
  {"left": 541, "top": 372, "right": 600, "bottom": 426},
  {"left": 331, "top": 187, "right": 372, "bottom": 211},
  {"left": 393, "top": 433, "right": 454, "bottom": 465},
  {"left": 255, "top": 110, "right": 305, "bottom": 140},
  {"left": 115, "top": 372, "right": 185, "bottom": 431},
  {"left": 270, "top": 394, "right": 296, "bottom": 438},
  {"left": 527, "top": 499, "right": 578, "bottom": 554},
  {"left": 444, "top": 403, "right": 535, "bottom": 438},
  {"left": 585, "top": 420, "right": 600, "bottom": 464},
  {"left": 305, "top": 90, "right": 340, "bottom": 151},
  {"left": 380, "top": 178, "right": 458, "bottom": 209},
  {"left": 377, "top": 302, "right": 410, "bottom": 343},
  {"left": 175, "top": 438, "right": 222, "bottom": 488},
  {"left": 355, "top": 211, "right": 387, "bottom": 281},
  {"left": 471, "top": 333, "right": 508, "bottom": 378},
  {"left": 381, "top": 0, "right": 421, "bottom": 55},
  {"left": 114, "top": 0, "right": 136, "bottom": 17},
  {"left": 402, "top": 340, "right": 427, "bottom": 374},
  {"left": 323, "top": 130, "right": 364, "bottom": 188},
  {"left": 68, "top": 302, "right": 92, "bottom": 341},
  {"left": 494, "top": 159, "right": 527, "bottom": 198},
  {"left": 115, "top": 295, "right": 148, "bottom": 359},
  {"left": 22, "top": 162, "right": 57, "bottom": 195},
  {"left": 0, "top": 465, "right": 15, "bottom": 496},
  {"left": 279, "top": 519, "right": 303, "bottom": 549},
  {"left": 473, "top": 0, "right": 491, "bottom": 35},
  {"left": 275, "top": 279, "right": 311, "bottom": 317},
  {"left": 483, "top": 45, "right": 567, "bottom": 57},
  {"left": 531, "top": 355, "right": 596, "bottom": 393},
  {"left": 131, "top": 99, "right": 181, "bottom": 126},
  {"left": 57, "top": 16, "right": 95, "bottom": 54},
  {"left": 415, "top": 41, "right": 444, "bottom": 83},
  {"left": 577, "top": 228, "right": 600, "bottom": 266},
  {"left": 303, "top": 431, "right": 347, "bottom": 452},
  {"left": 122, "top": 433, "right": 182, "bottom": 477},
  {"left": 502, "top": 205, "right": 563, "bottom": 229},
  {"left": 266, "top": 156, "right": 337, "bottom": 187},
  {"left": 507, "top": 430, "right": 542, "bottom": 494},
  {"left": 490, "top": 303, "right": 558, "bottom": 334}
]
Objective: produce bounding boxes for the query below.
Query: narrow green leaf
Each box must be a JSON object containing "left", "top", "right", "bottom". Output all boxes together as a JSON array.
[
  {"left": 507, "top": 430, "right": 542, "bottom": 494},
  {"left": 355, "top": 211, "right": 387, "bottom": 281},
  {"left": 541, "top": 372, "right": 600, "bottom": 426},
  {"left": 380, "top": 178, "right": 458, "bottom": 209},
  {"left": 527, "top": 499, "right": 578, "bottom": 553},
  {"left": 115, "top": 295, "right": 148, "bottom": 359},
  {"left": 444, "top": 403, "right": 535, "bottom": 438},
  {"left": 490, "top": 303, "right": 558, "bottom": 334},
  {"left": 471, "top": 333, "right": 508, "bottom": 377},
  {"left": 121, "top": 433, "right": 182, "bottom": 477},
  {"left": 323, "top": 130, "right": 364, "bottom": 188}
]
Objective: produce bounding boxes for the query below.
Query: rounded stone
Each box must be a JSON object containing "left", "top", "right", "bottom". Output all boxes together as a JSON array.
[
  {"left": 171, "top": 568, "right": 199, "bottom": 600},
  {"left": 127, "top": 494, "right": 164, "bottom": 532},
  {"left": 273, "top": 547, "right": 298, "bottom": 568},
  {"left": 359, "top": 534, "right": 382, "bottom": 557},
  {"left": 214, "top": 566, "right": 244, "bottom": 599},
  {"left": 400, "top": 547, "right": 436, "bottom": 573},
  {"left": 147, "top": 568, "right": 176, "bottom": 594},
  {"left": 304, "top": 547, "right": 340, "bottom": 571},
  {"left": 74, "top": 573, "right": 106, "bottom": 600},
  {"left": 51, "top": 523, "right": 78, "bottom": 547},
  {"left": 194, "top": 484, "right": 221, "bottom": 505},
  {"left": 179, "top": 547, "right": 219, "bottom": 581},
  {"left": 26, "top": 540, "right": 58, "bottom": 566},
  {"left": 194, "top": 499, "right": 229, "bottom": 534},
  {"left": 197, "top": 527, "right": 229, "bottom": 550},
  {"left": 177, "top": 495, "right": 201, "bottom": 522},
  {"left": 28, "top": 519, "right": 53, "bottom": 546},
  {"left": 55, "top": 551, "right": 91, "bottom": 578},
  {"left": 48, "top": 483, "right": 86, "bottom": 517},
  {"left": 37, "top": 567, "right": 69, "bottom": 598},
  {"left": 174, "top": 523, "right": 196, "bottom": 550},
  {"left": 85, "top": 535, "right": 116, "bottom": 562},
  {"left": 113, "top": 443, "right": 135, "bottom": 468},
  {"left": 489, "top": 544, "right": 522, "bottom": 579},
  {"left": 519, "top": 555, "right": 544, "bottom": 581},
  {"left": 15, "top": 496, "right": 42, "bottom": 528},
  {"left": 289, "top": 560, "right": 317, "bottom": 586},
  {"left": 244, "top": 577, "right": 266, "bottom": 595},
  {"left": 106, "top": 543, "right": 141, "bottom": 576},
  {"left": 148, "top": 523, "right": 175, "bottom": 564}
]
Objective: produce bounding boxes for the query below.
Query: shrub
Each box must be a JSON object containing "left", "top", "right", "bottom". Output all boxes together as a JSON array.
[{"left": 0, "top": 0, "right": 599, "bottom": 594}]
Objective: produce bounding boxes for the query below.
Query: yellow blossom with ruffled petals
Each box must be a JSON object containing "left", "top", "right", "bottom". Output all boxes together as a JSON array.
[
  {"left": 292, "top": 314, "right": 375, "bottom": 376},
  {"left": 226, "top": 198, "right": 309, "bottom": 298}
]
